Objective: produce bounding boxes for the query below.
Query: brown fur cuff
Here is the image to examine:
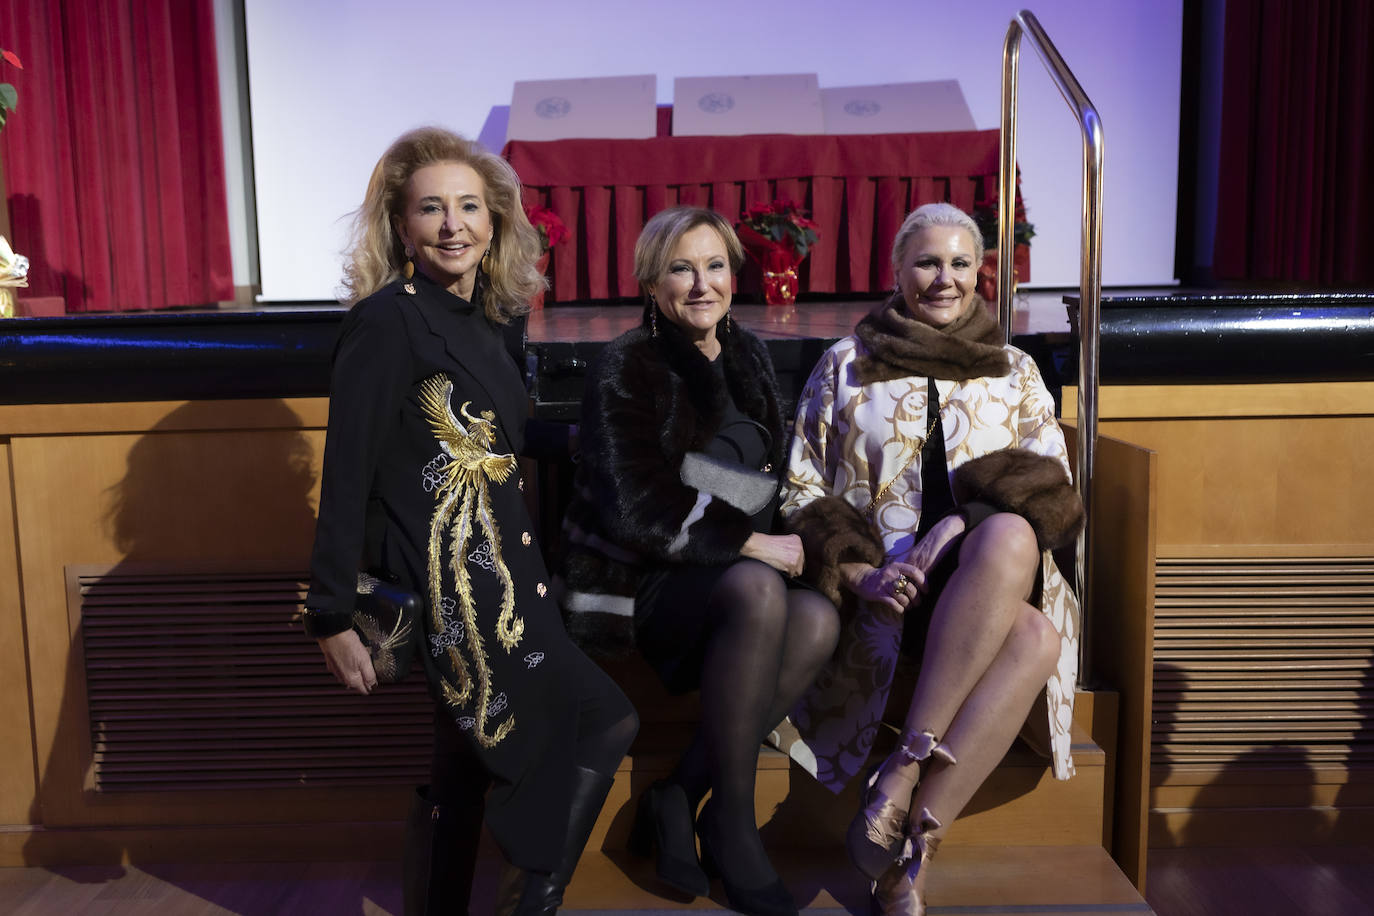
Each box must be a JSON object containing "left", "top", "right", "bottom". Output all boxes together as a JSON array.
[
  {"left": 786, "top": 496, "right": 886, "bottom": 607},
  {"left": 951, "top": 449, "right": 1085, "bottom": 550}
]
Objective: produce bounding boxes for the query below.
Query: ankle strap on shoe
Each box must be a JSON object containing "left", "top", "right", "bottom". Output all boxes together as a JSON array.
[{"left": 897, "top": 729, "right": 958, "bottom": 767}]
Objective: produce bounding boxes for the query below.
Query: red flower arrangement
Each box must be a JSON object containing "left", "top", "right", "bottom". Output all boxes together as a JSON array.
[
  {"left": 525, "top": 203, "right": 569, "bottom": 253},
  {"left": 971, "top": 179, "right": 1034, "bottom": 304},
  {"left": 523, "top": 203, "right": 567, "bottom": 310},
  {"left": 735, "top": 199, "right": 819, "bottom": 305},
  {"left": 0, "top": 44, "right": 23, "bottom": 133}
]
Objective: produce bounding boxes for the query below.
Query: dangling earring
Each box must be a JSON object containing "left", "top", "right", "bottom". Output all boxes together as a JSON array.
[
  {"left": 402, "top": 245, "right": 415, "bottom": 280},
  {"left": 724, "top": 307, "right": 732, "bottom": 335},
  {"left": 481, "top": 235, "right": 493, "bottom": 274},
  {"left": 650, "top": 298, "right": 658, "bottom": 337}
]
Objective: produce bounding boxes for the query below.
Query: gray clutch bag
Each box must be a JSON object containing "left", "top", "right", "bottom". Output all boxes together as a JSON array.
[{"left": 680, "top": 451, "right": 779, "bottom": 515}]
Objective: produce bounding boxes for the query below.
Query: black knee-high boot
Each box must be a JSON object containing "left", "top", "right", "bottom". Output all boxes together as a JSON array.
[
  {"left": 508, "top": 765, "right": 615, "bottom": 915},
  {"left": 404, "top": 784, "right": 485, "bottom": 916}
]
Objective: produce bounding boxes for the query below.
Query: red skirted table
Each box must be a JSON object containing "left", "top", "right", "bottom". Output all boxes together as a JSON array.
[{"left": 503, "top": 129, "right": 1004, "bottom": 304}]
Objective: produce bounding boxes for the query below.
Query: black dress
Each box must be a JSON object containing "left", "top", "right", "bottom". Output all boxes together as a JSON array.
[
  {"left": 305, "top": 271, "right": 630, "bottom": 871},
  {"left": 634, "top": 357, "right": 791, "bottom": 694}
]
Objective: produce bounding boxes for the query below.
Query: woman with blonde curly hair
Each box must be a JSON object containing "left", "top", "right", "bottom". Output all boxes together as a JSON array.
[{"left": 303, "top": 127, "right": 637, "bottom": 915}]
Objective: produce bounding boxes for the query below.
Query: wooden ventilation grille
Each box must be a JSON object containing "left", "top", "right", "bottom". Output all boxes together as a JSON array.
[
  {"left": 1153, "top": 555, "right": 1374, "bottom": 768},
  {"left": 75, "top": 569, "right": 433, "bottom": 792}
]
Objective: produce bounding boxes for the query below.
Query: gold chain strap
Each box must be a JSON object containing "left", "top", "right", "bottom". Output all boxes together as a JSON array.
[{"left": 864, "top": 394, "right": 946, "bottom": 519}]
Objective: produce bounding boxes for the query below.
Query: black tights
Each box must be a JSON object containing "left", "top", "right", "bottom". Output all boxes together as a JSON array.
[{"left": 670, "top": 560, "right": 838, "bottom": 880}]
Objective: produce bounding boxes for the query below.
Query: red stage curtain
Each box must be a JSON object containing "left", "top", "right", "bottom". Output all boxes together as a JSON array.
[
  {"left": 505, "top": 130, "right": 1002, "bottom": 303},
  {"left": 1214, "top": 0, "right": 1373, "bottom": 285},
  {"left": 0, "top": 0, "right": 233, "bottom": 313}
]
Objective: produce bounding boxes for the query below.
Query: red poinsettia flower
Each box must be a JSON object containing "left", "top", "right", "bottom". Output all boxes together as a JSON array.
[
  {"left": 972, "top": 172, "right": 1035, "bottom": 250},
  {"left": 524, "top": 204, "right": 569, "bottom": 252},
  {"left": 736, "top": 199, "right": 819, "bottom": 259}
]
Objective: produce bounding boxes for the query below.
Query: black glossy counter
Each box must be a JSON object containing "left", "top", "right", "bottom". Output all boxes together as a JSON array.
[
  {"left": 3, "top": 292, "right": 1370, "bottom": 407},
  {"left": 1064, "top": 291, "right": 1374, "bottom": 384},
  {"left": 0, "top": 309, "right": 343, "bottom": 404}
]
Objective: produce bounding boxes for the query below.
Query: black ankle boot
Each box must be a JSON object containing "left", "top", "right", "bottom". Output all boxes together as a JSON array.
[
  {"left": 404, "top": 784, "right": 485, "bottom": 916},
  {"left": 510, "top": 765, "right": 615, "bottom": 915}
]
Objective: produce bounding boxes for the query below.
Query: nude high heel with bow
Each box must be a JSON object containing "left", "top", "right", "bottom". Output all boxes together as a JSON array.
[
  {"left": 871, "top": 807, "right": 942, "bottom": 916},
  {"left": 845, "top": 729, "right": 955, "bottom": 880}
]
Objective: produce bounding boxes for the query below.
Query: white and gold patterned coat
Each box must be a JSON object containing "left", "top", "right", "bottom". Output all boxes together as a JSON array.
[{"left": 776, "top": 332, "right": 1080, "bottom": 789}]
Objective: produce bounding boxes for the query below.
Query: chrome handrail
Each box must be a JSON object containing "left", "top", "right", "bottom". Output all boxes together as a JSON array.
[{"left": 999, "top": 9, "right": 1104, "bottom": 680}]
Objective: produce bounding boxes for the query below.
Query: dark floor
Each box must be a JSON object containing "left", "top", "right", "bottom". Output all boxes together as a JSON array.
[{"left": 3, "top": 846, "right": 1372, "bottom": 915}]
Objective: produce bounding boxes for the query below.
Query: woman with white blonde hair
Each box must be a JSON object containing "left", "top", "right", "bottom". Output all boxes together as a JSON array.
[{"left": 777, "top": 201, "right": 1083, "bottom": 915}]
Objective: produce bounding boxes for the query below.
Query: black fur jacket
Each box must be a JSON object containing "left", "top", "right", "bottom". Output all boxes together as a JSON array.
[{"left": 558, "top": 311, "right": 785, "bottom": 653}]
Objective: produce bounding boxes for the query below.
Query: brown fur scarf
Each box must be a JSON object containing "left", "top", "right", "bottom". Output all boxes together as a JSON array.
[
  {"left": 952, "top": 448, "right": 1085, "bottom": 550},
  {"left": 854, "top": 293, "right": 1011, "bottom": 383}
]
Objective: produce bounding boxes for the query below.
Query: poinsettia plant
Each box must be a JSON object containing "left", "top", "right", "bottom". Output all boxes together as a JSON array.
[
  {"left": 737, "top": 199, "right": 819, "bottom": 258},
  {"left": 524, "top": 203, "right": 569, "bottom": 253},
  {"left": 972, "top": 179, "right": 1034, "bottom": 303},
  {"left": 971, "top": 179, "right": 1035, "bottom": 250},
  {"left": 735, "top": 199, "right": 820, "bottom": 305},
  {"left": 0, "top": 45, "right": 22, "bottom": 133}
]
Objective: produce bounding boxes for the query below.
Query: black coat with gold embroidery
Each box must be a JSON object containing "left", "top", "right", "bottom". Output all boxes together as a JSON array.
[{"left": 305, "top": 272, "right": 606, "bottom": 871}]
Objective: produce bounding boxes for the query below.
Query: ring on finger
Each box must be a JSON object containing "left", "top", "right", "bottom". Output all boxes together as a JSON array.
[{"left": 892, "top": 575, "right": 909, "bottom": 596}]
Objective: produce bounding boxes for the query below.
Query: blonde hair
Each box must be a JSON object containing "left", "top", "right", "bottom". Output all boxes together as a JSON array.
[
  {"left": 890, "top": 202, "right": 985, "bottom": 278},
  {"left": 633, "top": 206, "right": 745, "bottom": 297},
  {"left": 341, "top": 126, "right": 544, "bottom": 321}
]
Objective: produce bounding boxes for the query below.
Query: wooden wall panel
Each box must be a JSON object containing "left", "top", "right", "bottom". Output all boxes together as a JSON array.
[
  {"left": 0, "top": 397, "right": 329, "bottom": 437},
  {"left": 1064, "top": 425, "right": 1157, "bottom": 889},
  {"left": 1063, "top": 382, "right": 1374, "bottom": 550},
  {"left": 3, "top": 400, "right": 432, "bottom": 831},
  {"left": 1091, "top": 417, "right": 1374, "bottom": 548},
  {"left": 1066, "top": 382, "right": 1374, "bottom": 853},
  {"left": 0, "top": 443, "right": 39, "bottom": 823}
]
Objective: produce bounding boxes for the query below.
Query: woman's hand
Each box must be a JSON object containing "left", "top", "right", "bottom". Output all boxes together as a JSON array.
[
  {"left": 740, "top": 532, "right": 805, "bottom": 578},
  {"left": 840, "top": 560, "right": 923, "bottom": 615},
  {"left": 318, "top": 629, "right": 377, "bottom": 695},
  {"left": 903, "top": 513, "right": 967, "bottom": 578}
]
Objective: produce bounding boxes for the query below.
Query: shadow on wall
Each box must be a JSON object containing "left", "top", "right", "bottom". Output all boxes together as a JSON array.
[
  {"left": 23, "top": 400, "right": 329, "bottom": 887},
  {"left": 1332, "top": 645, "right": 1373, "bottom": 843},
  {"left": 1151, "top": 659, "right": 1333, "bottom": 844},
  {"left": 6, "top": 194, "right": 86, "bottom": 314}
]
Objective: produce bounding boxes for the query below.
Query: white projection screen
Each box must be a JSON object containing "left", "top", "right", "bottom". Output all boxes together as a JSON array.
[{"left": 244, "top": 0, "right": 1182, "bottom": 302}]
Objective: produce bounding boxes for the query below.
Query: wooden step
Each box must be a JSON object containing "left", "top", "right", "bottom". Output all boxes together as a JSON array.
[
  {"left": 597, "top": 652, "right": 1113, "bottom": 852},
  {"left": 590, "top": 715, "right": 1107, "bottom": 853},
  {"left": 538, "top": 844, "right": 1154, "bottom": 914}
]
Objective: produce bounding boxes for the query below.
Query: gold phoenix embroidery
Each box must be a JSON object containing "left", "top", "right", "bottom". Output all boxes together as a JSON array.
[{"left": 419, "top": 374, "right": 523, "bottom": 748}]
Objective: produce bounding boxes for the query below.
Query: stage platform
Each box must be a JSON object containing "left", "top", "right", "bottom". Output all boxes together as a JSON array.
[
  {"left": 2, "top": 289, "right": 1369, "bottom": 410},
  {"left": 0, "top": 292, "right": 1077, "bottom": 407}
]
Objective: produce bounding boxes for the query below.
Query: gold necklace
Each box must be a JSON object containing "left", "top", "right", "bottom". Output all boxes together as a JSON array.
[{"left": 865, "top": 391, "right": 946, "bottom": 519}]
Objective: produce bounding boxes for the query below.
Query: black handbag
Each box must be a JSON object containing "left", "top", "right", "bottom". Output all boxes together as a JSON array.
[{"left": 353, "top": 572, "right": 422, "bottom": 683}]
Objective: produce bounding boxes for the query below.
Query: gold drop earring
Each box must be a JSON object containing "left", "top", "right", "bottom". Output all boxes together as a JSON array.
[{"left": 402, "top": 245, "right": 415, "bottom": 280}]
